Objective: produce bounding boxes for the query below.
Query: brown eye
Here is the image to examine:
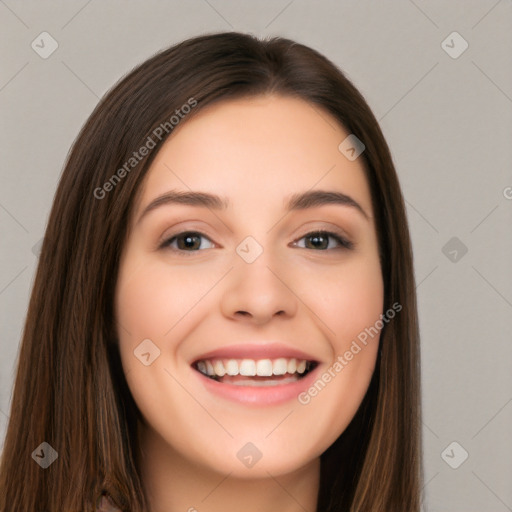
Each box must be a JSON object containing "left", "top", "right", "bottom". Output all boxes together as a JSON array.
[
  {"left": 294, "top": 231, "right": 353, "bottom": 251},
  {"left": 160, "top": 231, "right": 214, "bottom": 252}
]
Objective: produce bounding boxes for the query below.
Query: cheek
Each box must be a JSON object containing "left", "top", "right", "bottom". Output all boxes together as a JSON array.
[
  {"left": 298, "top": 343, "right": 379, "bottom": 456},
  {"left": 290, "top": 252, "right": 383, "bottom": 437},
  {"left": 115, "top": 253, "right": 229, "bottom": 394},
  {"left": 297, "top": 251, "right": 384, "bottom": 348},
  {"left": 115, "top": 256, "right": 207, "bottom": 342},
  {"left": 333, "top": 266, "right": 383, "bottom": 344},
  {"left": 114, "top": 257, "right": 203, "bottom": 430},
  {"left": 114, "top": 257, "right": 187, "bottom": 387}
]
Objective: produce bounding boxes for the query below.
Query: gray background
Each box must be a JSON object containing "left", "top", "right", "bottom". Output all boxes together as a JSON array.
[{"left": 1, "top": 1, "right": 511, "bottom": 511}]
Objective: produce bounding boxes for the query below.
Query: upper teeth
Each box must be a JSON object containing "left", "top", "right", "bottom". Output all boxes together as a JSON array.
[{"left": 196, "top": 358, "right": 308, "bottom": 377}]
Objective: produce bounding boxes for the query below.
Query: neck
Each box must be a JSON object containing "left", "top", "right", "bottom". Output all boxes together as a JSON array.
[{"left": 137, "top": 423, "right": 320, "bottom": 512}]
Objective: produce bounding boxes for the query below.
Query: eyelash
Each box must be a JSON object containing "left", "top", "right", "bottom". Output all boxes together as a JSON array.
[{"left": 158, "top": 230, "right": 354, "bottom": 255}]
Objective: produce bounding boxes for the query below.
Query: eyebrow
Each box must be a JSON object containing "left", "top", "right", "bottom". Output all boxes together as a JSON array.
[{"left": 136, "top": 188, "right": 370, "bottom": 225}]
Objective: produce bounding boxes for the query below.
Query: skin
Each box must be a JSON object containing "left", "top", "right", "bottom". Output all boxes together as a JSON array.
[{"left": 114, "top": 95, "right": 384, "bottom": 512}]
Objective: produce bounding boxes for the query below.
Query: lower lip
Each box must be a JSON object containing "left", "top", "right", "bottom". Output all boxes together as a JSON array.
[{"left": 193, "top": 365, "right": 321, "bottom": 406}]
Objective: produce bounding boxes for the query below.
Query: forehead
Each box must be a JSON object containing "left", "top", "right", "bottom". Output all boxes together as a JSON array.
[{"left": 133, "top": 95, "right": 373, "bottom": 220}]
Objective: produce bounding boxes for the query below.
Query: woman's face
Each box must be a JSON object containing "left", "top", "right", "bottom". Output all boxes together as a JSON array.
[{"left": 115, "top": 95, "right": 384, "bottom": 477}]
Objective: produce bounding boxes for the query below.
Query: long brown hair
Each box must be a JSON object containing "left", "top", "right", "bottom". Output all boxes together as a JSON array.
[{"left": 0, "top": 32, "right": 422, "bottom": 511}]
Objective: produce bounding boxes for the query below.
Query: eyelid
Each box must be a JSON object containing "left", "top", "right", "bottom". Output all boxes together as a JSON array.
[
  {"left": 158, "top": 228, "right": 354, "bottom": 254},
  {"left": 292, "top": 229, "right": 354, "bottom": 250},
  {"left": 291, "top": 220, "right": 354, "bottom": 246},
  {"left": 157, "top": 230, "right": 217, "bottom": 253},
  {"left": 156, "top": 221, "right": 218, "bottom": 248}
]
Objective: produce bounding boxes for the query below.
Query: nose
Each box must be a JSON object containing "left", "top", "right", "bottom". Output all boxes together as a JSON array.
[{"left": 220, "top": 252, "right": 298, "bottom": 325}]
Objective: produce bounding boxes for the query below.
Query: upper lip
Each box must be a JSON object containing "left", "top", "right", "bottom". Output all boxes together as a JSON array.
[{"left": 191, "top": 343, "right": 319, "bottom": 364}]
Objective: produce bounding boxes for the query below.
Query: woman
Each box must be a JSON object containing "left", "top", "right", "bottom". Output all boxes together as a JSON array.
[{"left": 0, "top": 32, "right": 422, "bottom": 511}]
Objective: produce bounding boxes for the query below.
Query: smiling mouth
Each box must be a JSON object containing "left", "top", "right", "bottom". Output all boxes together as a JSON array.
[{"left": 192, "top": 357, "right": 318, "bottom": 386}]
